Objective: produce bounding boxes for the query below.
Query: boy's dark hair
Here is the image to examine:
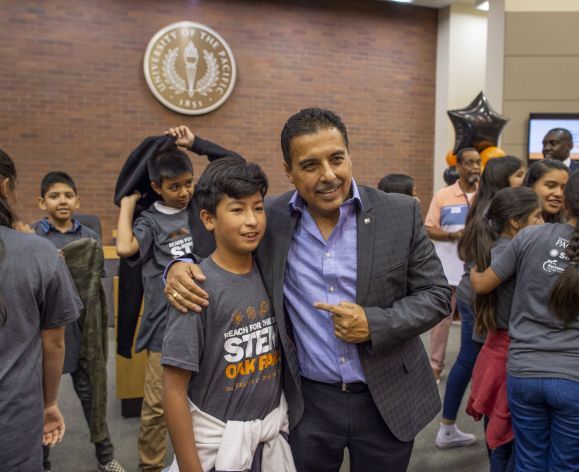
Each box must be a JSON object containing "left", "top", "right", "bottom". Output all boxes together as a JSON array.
[
  {"left": 195, "top": 156, "right": 268, "bottom": 215},
  {"left": 473, "top": 187, "right": 540, "bottom": 335},
  {"left": 40, "top": 171, "right": 77, "bottom": 197},
  {"left": 377, "top": 173, "right": 415, "bottom": 196},
  {"left": 280, "top": 107, "right": 349, "bottom": 169},
  {"left": 147, "top": 149, "right": 193, "bottom": 186},
  {"left": 548, "top": 170, "right": 579, "bottom": 325}
]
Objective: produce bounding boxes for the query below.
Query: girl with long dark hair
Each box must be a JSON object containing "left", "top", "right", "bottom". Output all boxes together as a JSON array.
[
  {"left": 435, "top": 156, "right": 526, "bottom": 449},
  {"left": 466, "top": 187, "right": 543, "bottom": 471},
  {"left": 0, "top": 149, "right": 81, "bottom": 471},
  {"left": 471, "top": 170, "right": 579, "bottom": 470}
]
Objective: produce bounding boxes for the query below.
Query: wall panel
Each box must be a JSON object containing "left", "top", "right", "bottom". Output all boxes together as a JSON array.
[{"left": 0, "top": 0, "right": 438, "bottom": 240}]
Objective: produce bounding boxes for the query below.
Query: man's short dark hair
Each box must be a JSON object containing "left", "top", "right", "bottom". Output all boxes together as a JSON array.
[
  {"left": 148, "top": 149, "right": 193, "bottom": 186},
  {"left": 195, "top": 156, "right": 268, "bottom": 215},
  {"left": 546, "top": 128, "right": 573, "bottom": 145},
  {"left": 40, "top": 171, "right": 77, "bottom": 197},
  {"left": 377, "top": 173, "right": 415, "bottom": 196},
  {"left": 456, "top": 147, "right": 479, "bottom": 164},
  {"left": 280, "top": 107, "right": 349, "bottom": 168}
]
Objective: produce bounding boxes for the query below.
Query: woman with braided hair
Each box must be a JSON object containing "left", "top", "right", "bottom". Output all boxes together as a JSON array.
[
  {"left": 0, "top": 149, "right": 81, "bottom": 471},
  {"left": 471, "top": 170, "right": 579, "bottom": 471}
]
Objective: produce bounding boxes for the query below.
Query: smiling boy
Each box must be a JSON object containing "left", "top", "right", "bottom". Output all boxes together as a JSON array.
[
  {"left": 161, "top": 157, "right": 295, "bottom": 472},
  {"left": 36, "top": 172, "right": 100, "bottom": 246},
  {"left": 35, "top": 171, "right": 125, "bottom": 472}
]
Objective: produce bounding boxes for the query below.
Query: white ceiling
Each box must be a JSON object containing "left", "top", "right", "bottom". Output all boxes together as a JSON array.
[{"left": 378, "top": 0, "right": 477, "bottom": 9}]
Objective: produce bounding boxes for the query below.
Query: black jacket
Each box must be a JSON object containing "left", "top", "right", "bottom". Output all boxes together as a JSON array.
[{"left": 115, "top": 135, "right": 241, "bottom": 358}]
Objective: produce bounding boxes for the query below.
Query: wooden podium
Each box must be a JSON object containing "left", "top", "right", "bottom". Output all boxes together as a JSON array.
[{"left": 104, "top": 246, "right": 148, "bottom": 417}]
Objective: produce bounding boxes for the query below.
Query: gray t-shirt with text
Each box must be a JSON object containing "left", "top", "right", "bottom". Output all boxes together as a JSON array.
[
  {"left": 162, "top": 257, "right": 282, "bottom": 423},
  {"left": 133, "top": 203, "right": 193, "bottom": 352},
  {"left": 491, "top": 223, "right": 579, "bottom": 382}
]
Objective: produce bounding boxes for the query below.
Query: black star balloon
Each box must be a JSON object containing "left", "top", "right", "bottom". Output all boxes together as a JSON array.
[{"left": 447, "top": 92, "right": 509, "bottom": 153}]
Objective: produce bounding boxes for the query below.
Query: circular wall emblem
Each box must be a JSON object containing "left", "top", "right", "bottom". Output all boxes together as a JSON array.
[{"left": 143, "top": 21, "right": 237, "bottom": 115}]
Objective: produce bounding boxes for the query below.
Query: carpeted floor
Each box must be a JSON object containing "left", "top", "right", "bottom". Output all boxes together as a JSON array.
[{"left": 48, "top": 324, "right": 488, "bottom": 471}]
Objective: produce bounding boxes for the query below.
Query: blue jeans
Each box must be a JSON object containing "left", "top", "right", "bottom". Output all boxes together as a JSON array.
[
  {"left": 442, "top": 299, "right": 482, "bottom": 420},
  {"left": 507, "top": 375, "right": 579, "bottom": 471},
  {"left": 491, "top": 440, "right": 515, "bottom": 472}
]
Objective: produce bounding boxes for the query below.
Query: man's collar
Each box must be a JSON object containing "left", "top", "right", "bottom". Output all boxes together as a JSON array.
[
  {"left": 38, "top": 217, "right": 81, "bottom": 235},
  {"left": 564, "top": 157, "right": 571, "bottom": 168},
  {"left": 288, "top": 178, "right": 363, "bottom": 214},
  {"left": 453, "top": 179, "right": 477, "bottom": 196}
]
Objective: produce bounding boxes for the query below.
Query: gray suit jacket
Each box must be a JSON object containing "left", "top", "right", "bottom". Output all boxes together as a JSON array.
[{"left": 256, "top": 185, "right": 452, "bottom": 442}]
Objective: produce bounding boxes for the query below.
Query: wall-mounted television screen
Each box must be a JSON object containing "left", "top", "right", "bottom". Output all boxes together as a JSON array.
[{"left": 528, "top": 113, "right": 579, "bottom": 161}]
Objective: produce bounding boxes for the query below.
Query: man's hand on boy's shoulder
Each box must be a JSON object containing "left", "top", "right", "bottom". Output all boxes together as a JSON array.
[
  {"left": 165, "top": 261, "right": 209, "bottom": 314},
  {"left": 165, "top": 125, "right": 195, "bottom": 149}
]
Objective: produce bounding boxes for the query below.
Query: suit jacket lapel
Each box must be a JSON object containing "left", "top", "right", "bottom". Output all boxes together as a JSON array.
[
  {"left": 272, "top": 202, "right": 300, "bottom": 339},
  {"left": 356, "top": 187, "right": 375, "bottom": 306}
]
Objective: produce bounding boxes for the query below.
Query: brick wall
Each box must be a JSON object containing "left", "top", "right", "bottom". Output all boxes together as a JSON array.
[{"left": 0, "top": 0, "right": 437, "bottom": 243}]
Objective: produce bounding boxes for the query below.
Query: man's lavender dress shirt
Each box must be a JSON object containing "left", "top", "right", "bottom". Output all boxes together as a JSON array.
[{"left": 284, "top": 180, "right": 366, "bottom": 384}]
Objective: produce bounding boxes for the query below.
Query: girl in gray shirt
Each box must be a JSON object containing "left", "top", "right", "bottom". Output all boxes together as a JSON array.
[
  {"left": 471, "top": 171, "right": 579, "bottom": 471},
  {"left": 466, "top": 187, "right": 542, "bottom": 471},
  {"left": 0, "top": 150, "right": 80, "bottom": 471}
]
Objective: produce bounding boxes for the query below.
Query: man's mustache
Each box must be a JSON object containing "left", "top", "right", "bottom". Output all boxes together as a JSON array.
[{"left": 315, "top": 180, "right": 343, "bottom": 193}]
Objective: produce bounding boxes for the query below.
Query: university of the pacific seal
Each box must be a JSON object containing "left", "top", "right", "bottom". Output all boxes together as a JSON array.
[{"left": 143, "top": 21, "right": 237, "bottom": 115}]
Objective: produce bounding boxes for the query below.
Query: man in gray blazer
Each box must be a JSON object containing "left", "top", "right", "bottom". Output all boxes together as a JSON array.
[{"left": 166, "top": 108, "right": 451, "bottom": 471}]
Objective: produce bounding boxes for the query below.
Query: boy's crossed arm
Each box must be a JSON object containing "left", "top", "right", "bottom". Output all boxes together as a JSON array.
[
  {"left": 116, "top": 192, "right": 141, "bottom": 258},
  {"left": 163, "top": 365, "right": 203, "bottom": 472}
]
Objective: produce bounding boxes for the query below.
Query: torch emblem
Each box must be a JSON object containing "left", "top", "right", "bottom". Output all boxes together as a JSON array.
[{"left": 143, "top": 22, "right": 237, "bottom": 115}]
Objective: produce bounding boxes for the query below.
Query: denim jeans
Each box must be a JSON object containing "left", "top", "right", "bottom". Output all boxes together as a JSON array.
[
  {"left": 442, "top": 299, "right": 482, "bottom": 420},
  {"left": 507, "top": 375, "right": 579, "bottom": 471},
  {"left": 490, "top": 440, "right": 515, "bottom": 472}
]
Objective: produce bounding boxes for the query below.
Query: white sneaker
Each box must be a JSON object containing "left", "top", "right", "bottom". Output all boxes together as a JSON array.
[{"left": 435, "top": 423, "right": 477, "bottom": 449}]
